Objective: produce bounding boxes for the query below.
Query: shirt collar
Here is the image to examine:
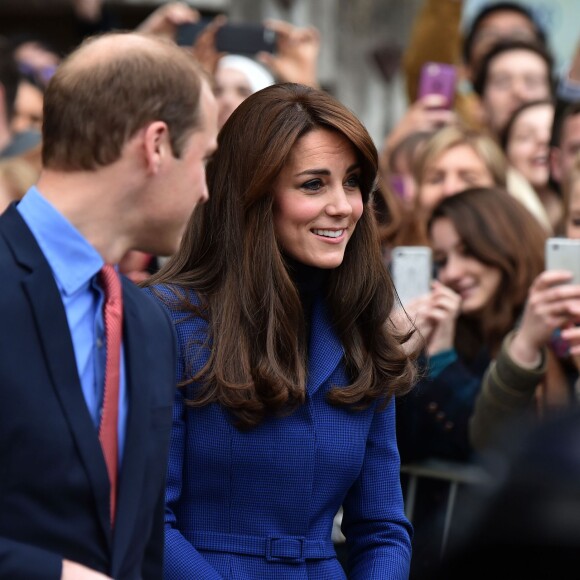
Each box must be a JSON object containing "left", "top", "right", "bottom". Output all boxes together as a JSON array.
[{"left": 17, "top": 186, "right": 104, "bottom": 295}]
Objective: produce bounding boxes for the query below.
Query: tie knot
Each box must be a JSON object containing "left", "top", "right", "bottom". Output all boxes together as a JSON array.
[{"left": 99, "top": 264, "right": 122, "bottom": 303}]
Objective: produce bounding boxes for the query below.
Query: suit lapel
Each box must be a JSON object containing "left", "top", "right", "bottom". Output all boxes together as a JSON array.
[
  {"left": 307, "top": 296, "right": 344, "bottom": 395},
  {"left": 1, "top": 207, "right": 112, "bottom": 541},
  {"left": 112, "top": 285, "right": 151, "bottom": 566}
]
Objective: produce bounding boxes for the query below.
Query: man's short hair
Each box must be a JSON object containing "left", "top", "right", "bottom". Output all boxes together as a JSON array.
[
  {"left": 462, "top": 1, "right": 547, "bottom": 66},
  {"left": 472, "top": 38, "right": 555, "bottom": 98},
  {"left": 42, "top": 32, "right": 208, "bottom": 171}
]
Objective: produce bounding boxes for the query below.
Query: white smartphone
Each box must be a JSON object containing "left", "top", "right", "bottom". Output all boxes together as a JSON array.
[
  {"left": 545, "top": 238, "right": 580, "bottom": 284},
  {"left": 391, "top": 246, "right": 432, "bottom": 306}
]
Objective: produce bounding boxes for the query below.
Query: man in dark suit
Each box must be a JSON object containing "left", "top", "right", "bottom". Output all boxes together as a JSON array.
[{"left": 0, "top": 31, "right": 218, "bottom": 579}]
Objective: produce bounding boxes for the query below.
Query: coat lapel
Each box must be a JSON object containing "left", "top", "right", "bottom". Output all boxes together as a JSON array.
[
  {"left": 112, "top": 285, "right": 151, "bottom": 566},
  {"left": 307, "top": 296, "right": 344, "bottom": 395},
  {"left": 1, "top": 207, "right": 112, "bottom": 541}
]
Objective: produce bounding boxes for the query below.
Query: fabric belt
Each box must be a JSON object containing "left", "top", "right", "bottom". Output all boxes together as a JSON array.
[{"left": 188, "top": 531, "right": 336, "bottom": 564}]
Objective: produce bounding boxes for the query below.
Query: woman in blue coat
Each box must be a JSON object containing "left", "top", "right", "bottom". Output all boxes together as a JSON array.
[{"left": 144, "top": 82, "right": 417, "bottom": 579}]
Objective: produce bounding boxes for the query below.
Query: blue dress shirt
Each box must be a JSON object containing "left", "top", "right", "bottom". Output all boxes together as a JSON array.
[{"left": 17, "top": 186, "right": 128, "bottom": 463}]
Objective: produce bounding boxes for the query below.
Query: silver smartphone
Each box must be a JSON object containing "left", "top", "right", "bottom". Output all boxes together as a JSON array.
[
  {"left": 545, "top": 238, "right": 580, "bottom": 284},
  {"left": 391, "top": 246, "right": 432, "bottom": 306}
]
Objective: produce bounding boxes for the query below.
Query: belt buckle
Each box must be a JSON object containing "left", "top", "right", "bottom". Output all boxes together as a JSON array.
[{"left": 265, "top": 535, "right": 306, "bottom": 563}]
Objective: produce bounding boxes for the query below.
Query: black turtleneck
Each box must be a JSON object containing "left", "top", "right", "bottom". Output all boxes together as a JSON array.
[{"left": 283, "top": 254, "right": 329, "bottom": 323}]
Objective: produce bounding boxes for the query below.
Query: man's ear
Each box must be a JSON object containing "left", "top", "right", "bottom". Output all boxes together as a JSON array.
[{"left": 143, "top": 121, "right": 170, "bottom": 175}]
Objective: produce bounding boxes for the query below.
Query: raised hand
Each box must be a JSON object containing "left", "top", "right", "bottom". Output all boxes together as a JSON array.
[
  {"left": 257, "top": 19, "right": 320, "bottom": 88},
  {"left": 188, "top": 15, "right": 228, "bottom": 76},
  {"left": 382, "top": 94, "right": 457, "bottom": 156},
  {"left": 135, "top": 1, "right": 200, "bottom": 42},
  {"left": 511, "top": 270, "right": 580, "bottom": 367},
  {"left": 400, "top": 280, "right": 461, "bottom": 355},
  {"left": 421, "top": 280, "right": 461, "bottom": 355}
]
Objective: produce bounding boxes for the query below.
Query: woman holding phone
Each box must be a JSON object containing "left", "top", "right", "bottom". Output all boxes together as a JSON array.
[
  {"left": 470, "top": 156, "right": 580, "bottom": 451},
  {"left": 396, "top": 186, "right": 552, "bottom": 577},
  {"left": 396, "top": 187, "right": 548, "bottom": 464}
]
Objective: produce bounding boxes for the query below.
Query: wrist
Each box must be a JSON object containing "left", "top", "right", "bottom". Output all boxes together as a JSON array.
[
  {"left": 427, "top": 348, "right": 457, "bottom": 378},
  {"left": 508, "top": 331, "right": 542, "bottom": 369}
]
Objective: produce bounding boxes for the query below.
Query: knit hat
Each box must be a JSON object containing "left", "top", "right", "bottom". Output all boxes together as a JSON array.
[{"left": 216, "top": 55, "right": 275, "bottom": 94}]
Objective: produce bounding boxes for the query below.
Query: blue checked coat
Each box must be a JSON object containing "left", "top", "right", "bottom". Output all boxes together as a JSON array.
[{"left": 147, "top": 285, "right": 412, "bottom": 579}]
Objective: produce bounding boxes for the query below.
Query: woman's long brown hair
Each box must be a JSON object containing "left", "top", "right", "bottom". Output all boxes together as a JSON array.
[
  {"left": 145, "top": 83, "right": 418, "bottom": 429},
  {"left": 428, "top": 187, "right": 546, "bottom": 356}
]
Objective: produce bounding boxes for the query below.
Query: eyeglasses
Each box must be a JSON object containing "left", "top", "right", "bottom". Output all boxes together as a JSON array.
[{"left": 487, "top": 72, "right": 548, "bottom": 92}]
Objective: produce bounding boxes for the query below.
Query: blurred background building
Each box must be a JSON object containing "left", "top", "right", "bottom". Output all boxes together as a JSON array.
[{"left": 0, "top": 0, "right": 577, "bottom": 147}]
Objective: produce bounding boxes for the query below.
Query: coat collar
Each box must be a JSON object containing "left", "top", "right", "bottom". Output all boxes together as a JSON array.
[{"left": 307, "top": 296, "right": 345, "bottom": 395}]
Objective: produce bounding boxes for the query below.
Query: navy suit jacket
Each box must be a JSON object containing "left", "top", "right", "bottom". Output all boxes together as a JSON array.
[{"left": 0, "top": 205, "right": 176, "bottom": 579}]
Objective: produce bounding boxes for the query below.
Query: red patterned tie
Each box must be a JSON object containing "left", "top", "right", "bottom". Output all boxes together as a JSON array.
[{"left": 99, "top": 264, "right": 123, "bottom": 527}]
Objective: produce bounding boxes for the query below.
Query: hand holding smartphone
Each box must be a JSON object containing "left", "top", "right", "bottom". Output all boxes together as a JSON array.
[
  {"left": 176, "top": 20, "right": 277, "bottom": 55},
  {"left": 545, "top": 238, "right": 580, "bottom": 284},
  {"left": 417, "top": 62, "right": 456, "bottom": 109},
  {"left": 391, "top": 246, "right": 433, "bottom": 306}
]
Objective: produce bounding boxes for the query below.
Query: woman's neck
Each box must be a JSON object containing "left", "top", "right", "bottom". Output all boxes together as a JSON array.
[{"left": 284, "top": 255, "right": 329, "bottom": 308}]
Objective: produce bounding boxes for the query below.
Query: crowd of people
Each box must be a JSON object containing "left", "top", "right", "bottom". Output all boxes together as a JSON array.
[
  {"left": 2, "top": 0, "right": 580, "bottom": 578},
  {"left": 378, "top": 1, "right": 580, "bottom": 577}
]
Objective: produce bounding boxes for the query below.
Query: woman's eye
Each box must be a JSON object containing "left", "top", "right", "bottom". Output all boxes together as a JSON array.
[
  {"left": 512, "top": 131, "right": 533, "bottom": 143},
  {"left": 236, "top": 87, "right": 253, "bottom": 99},
  {"left": 462, "top": 173, "right": 483, "bottom": 186},
  {"left": 524, "top": 75, "right": 545, "bottom": 90},
  {"left": 490, "top": 75, "right": 511, "bottom": 90},
  {"left": 424, "top": 173, "right": 442, "bottom": 185},
  {"left": 457, "top": 243, "right": 472, "bottom": 258},
  {"left": 302, "top": 179, "right": 322, "bottom": 191},
  {"left": 345, "top": 174, "right": 361, "bottom": 188}
]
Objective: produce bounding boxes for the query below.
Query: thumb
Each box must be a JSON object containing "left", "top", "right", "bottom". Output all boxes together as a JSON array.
[{"left": 256, "top": 51, "right": 276, "bottom": 72}]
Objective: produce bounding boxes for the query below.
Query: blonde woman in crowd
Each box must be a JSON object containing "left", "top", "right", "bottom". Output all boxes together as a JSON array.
[{"left": 393, "top": 124, "right": 549, "bottom": 248}]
